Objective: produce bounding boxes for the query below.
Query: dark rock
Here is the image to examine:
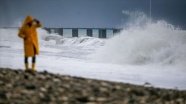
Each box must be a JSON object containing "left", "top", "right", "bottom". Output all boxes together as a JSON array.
[
  {"left": 76, "top": 96, "right": 89, "bottom": 103},
  {"left": 149, "top": 89, "right": 158, "bottom": 96},
  {"left": 130, "top": 89, "right": 145, "bottom": 96},
  {"left": 162, "top": 93, "right": 172, "bottom": 101},
  {"left": 0, "top": 81, "right": 5, "bottom": 86},
  {"left": 13, "top": 70, "right": 19, "bottom": 74},
  {"left": 24, "top": 74, "right": 29, "bottom": 79},
  {"left": 0, "top": 91, "right": 7, "bottom": 99},
  {"left": 128, "top": 96, "right": 136, "bottom": 104},
  {"left": 25, "top": 84, "right": 36, "bottom": 90},
  {"left": 111, "top": 88, "right": 117, "bottom": 92},
  {"left": 44, "top": 70, "right": 48, "bottom": 73},
  {"left": 42, "top": 70, "right": 48, "bottom": 74}
]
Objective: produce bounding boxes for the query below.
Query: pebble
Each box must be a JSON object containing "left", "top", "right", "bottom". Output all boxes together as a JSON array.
[
  {"left": 5, "top": 83, "right": 13, "bottom": 88},
  {"left": 96, "top": 97, "right": 107, "bottom": 102},
  {"left": 39, "top": 92, "right": 45, "bottom": 98},
  {"left": 58, "top": 88, "right": 65, "bottom": 93},
  {"left": 60, "top": 96, "right": 69, "bottom": 101},
  {"left": 115, "top": 85, "right": 122, "bottom": 90},
  {"left": 63, "top": 84, "right": 70, "bottom": 88},
  {"left": 40, "top": 87, "right": 47, "bottom": 92},
  {"left": 12, "top": 93, "right": 21, "bottom": 98},
  {"left": 37, "top": 74, "right": 47, "bottom": 80},
  {"left": 89, "top": 96, "right": 96, "bottom": 101},
  {"left": 53, "top": 78, "right": 60, "bottom": 82},
  {"left": 101, "top": 82, "right": 109, "bottom": 86},
  {"left": 86, "top": 102, "right": 97, "bottom": 104}
]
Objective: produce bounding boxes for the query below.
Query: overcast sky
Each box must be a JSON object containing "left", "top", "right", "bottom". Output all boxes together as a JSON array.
[{"left": 0, "top": 0, "right": 186, "bottom": 29}]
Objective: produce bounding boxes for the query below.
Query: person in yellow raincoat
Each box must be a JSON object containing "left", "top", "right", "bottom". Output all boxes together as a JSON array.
[{"left": 18, "top": 15, "right": 42, "bottom": 71}]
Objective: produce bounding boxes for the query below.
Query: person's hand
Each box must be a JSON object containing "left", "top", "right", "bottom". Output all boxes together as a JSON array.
[{"left": 33, "top": 19, "right": 39, "bottom": 24}]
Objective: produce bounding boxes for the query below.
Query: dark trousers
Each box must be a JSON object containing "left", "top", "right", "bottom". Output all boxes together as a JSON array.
[{"left": 25, "top": 46, "right": 36, "bottom": 63}]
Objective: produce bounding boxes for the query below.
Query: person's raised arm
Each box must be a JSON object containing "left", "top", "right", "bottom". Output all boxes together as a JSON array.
[{"left": 33, "top": 19, "right": 42, "bottom": 28}]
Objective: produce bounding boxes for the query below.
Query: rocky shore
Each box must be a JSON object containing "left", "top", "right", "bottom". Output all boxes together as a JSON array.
[{"left": 0, "top": 68, "right": 186, "bottom": 104}]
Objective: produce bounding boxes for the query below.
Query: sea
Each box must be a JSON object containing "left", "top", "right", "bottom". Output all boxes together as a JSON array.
[{"left": 0, "top": 13, "right": 186, "bottom": 90}]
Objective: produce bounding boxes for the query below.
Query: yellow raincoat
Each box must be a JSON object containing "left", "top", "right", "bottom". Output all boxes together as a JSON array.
[{"left": 18, "top": 16, "right": 42, "bottom": 57}]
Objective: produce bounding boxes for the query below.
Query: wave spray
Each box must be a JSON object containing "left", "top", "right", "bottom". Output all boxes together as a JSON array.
[{"left": 93, "top": 12, "right": 186, "bottom": 69}]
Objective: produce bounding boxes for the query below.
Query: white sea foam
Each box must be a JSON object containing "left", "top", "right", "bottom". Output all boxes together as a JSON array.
[
  {"left": 1, "top": 12, "right": 186, "bottom": 90},
  {"left": 92, "top": 13, "right": 186, "bottom": 70}
]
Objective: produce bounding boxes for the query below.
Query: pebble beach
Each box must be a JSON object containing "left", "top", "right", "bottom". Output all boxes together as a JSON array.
[{"left": 0, "top": 68, "right": 186, "bottom": 104}]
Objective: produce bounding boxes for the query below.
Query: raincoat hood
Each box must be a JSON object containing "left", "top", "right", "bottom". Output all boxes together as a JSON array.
[
  {"left": 23, "top": 15, "right": 33, "bottom": 26},
  {"left": 19, "top": 15, "right": 34, "bottom": 33}
]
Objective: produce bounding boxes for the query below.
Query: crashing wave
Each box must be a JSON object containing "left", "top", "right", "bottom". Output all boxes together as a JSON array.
[{"left": 92, "top": 12, "right": 186, "bottom": 68}]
